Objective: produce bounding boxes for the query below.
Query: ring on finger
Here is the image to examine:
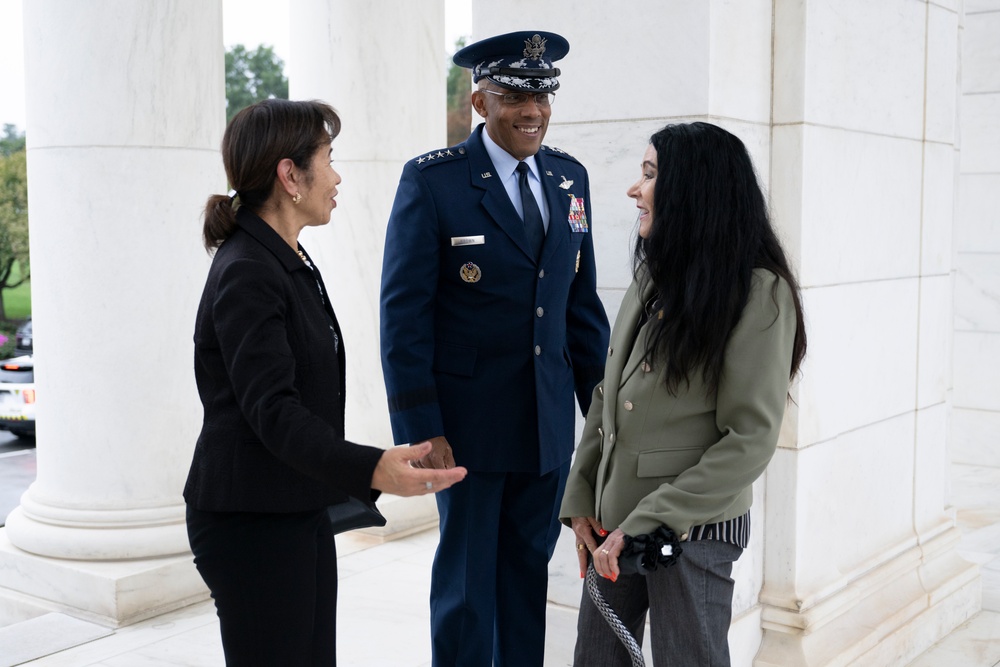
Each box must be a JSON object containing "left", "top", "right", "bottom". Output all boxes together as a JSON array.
[
  {"left": 601, "top": 549, "right": 610, "bottom": 555},
  {"left": 577, "top": 544, "right": 586, "bottom": 551},
  {"left": 425, "top": 481, "right": 433, "bottom": 490}
]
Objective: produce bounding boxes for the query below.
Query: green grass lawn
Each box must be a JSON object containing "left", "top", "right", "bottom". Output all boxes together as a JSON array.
[
  {"left": 3, "top": 260, "right": 31, "bottom": 317},
  {"left": 4, "top": 281, "right": 30, "bottom": 320}
]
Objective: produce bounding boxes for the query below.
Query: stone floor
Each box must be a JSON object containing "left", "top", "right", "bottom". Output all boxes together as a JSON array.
[{"left": 2, "top": 462, "right": 998, "bottom": 667}]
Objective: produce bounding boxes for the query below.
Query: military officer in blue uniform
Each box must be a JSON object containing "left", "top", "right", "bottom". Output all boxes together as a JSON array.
[{"left": 380, "top": 30, "right": 611, "bottom": 667}]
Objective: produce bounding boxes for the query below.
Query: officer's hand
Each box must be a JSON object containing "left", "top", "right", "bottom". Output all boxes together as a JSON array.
[
  {"left": 372, "top": 442, "right": 467, "bottom": 496},
  {"left": 410, "top": 436, "right": 456, "bottom": 469}
]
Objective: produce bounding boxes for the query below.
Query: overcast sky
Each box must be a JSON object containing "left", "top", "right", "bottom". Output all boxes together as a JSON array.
[{"left": 0, "top": 0, "right": 471, "bottom": 133}]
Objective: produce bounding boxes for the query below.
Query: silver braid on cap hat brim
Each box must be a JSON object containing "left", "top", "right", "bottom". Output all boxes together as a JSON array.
[
  {"left": 586, "top": 563, "right": 645, "bottom": 667},
  {"left": 482, "top": 66, "right": 560, "bottom": 78}
]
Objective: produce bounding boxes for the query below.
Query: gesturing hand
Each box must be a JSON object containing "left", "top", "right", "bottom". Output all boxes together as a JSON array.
[{"left": 371, "top": 441, "right": 466, "bottom": 496}]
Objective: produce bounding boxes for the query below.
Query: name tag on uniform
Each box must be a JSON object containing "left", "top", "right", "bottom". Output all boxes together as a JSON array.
[{"left": 451, "top": 235, "right": 485, "bottom": 247}]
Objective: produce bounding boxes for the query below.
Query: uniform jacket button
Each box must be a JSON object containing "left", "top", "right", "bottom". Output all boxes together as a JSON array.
[
  {"left": 642, "top": 362, "right": 652, "bottom": 373},
  {"left": 598, "top": 386, "right": 604, "bottom": 397},
  {"left": 536, "top": 306, "right": 544, "bottom": 317},
  {"left": 623, "top": 400, "right": 633, "bottom": 411},
  {"left": 538, "top": 269, "right": 545, "bottom": 278},
  {"left": 609, "top": 432, "right": 615, "bottom": 443},
  {"left": 608, "top": 346, "right": 613, "bottom": 357},
  {"left": 598, "top": 427, "right": 604, "bottom": 438},
  {"left": 680, "top": 532, "right": 689, "bottom": 541},
  {"left": 534, "top": 345, "right": 541, "bottom": 356}
]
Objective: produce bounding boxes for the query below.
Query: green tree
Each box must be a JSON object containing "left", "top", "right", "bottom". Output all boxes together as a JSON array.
[
  {"left": 0, "top": 148, "right": 30, "bottom": 321},
  {"left": 225, "top": 44, "right": 289, "bottom": 122},
  {"left": 0, "top": 125, "right": 26, "bottom": 158},
  {"left": 447, "top": 37, "right": 471, "bottom": 146}
]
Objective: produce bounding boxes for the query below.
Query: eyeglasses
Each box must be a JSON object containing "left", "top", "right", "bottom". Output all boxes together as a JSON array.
[{"left": 481, "top": 90, "right": 556, "bottom": 107}]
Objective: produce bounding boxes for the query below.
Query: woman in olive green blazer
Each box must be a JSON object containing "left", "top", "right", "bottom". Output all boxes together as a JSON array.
[{"left": 560, "top": 123, "right": 806, "bottom": 666}]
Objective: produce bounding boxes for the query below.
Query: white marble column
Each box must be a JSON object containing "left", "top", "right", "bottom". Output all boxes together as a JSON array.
[
  {"left": 757, "top": 1, "right": 977, "bottom": 665},
  {"left": 0, "top": 0, "right": 222, "bottom": 625},
  {"left": 288, "top": 0, "right": 446, "bottom": 536}
]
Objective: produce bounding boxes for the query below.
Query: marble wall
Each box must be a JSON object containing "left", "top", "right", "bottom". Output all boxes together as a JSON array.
[
  {"left": 953, "top": 2, "right": 1000, "bottom": 469},
  {"left": 760, "top": 1, "right": 978, "bottom": 664}
]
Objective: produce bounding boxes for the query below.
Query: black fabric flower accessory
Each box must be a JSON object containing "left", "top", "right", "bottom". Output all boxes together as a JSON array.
[{"left": 618, "top": 526, "right": 683, "bottom": 576}]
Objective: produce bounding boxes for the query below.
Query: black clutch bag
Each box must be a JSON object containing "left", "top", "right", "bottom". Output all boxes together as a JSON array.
[
  {"left": 617, "top": 525, "right": 683, "bottom": 576},
  {"left": 326, "top": 496, "right": 386, "bottom": 534}
]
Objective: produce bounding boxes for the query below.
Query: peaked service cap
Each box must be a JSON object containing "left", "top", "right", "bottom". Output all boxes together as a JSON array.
[{"left": 453, "top": 31, "right": 569, "bottom": 92}]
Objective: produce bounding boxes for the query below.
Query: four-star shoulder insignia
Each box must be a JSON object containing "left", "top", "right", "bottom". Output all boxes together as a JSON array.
[{"left": 411, "top": 147, "right": 460, "bottom": 168}]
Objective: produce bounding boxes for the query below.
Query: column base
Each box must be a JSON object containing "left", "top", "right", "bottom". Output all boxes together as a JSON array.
[
  {"left": 5, "top": 496, "right": 190, "bottom": 560},
  {"left": 756, "top": 527, "right": 980, "bottom": 666},
  {"left": 0, "top": 529, "right": 208, "bottom": 629}
]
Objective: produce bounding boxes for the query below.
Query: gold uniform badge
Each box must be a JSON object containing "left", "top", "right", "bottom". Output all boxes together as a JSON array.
[{"left": 460, "top": 262, "right": 482, "bottom": 283}]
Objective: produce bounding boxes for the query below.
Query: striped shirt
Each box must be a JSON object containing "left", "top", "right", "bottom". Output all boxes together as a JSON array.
[{"left": 687, "top": 512, "right": 750, "bottom": 549}]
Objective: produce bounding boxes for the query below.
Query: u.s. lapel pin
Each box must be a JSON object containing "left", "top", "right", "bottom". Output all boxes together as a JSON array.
[
  {"left": 481, "top": 172, "right": 493, "bottom": 179},
  {"left": 559, "top": 176, "right": 574, "bottom": 189}
]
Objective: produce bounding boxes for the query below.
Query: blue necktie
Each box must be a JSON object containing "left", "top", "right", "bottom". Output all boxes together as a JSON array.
[{"left": 516, "top": 162, "right": 545, "bottom": 261}]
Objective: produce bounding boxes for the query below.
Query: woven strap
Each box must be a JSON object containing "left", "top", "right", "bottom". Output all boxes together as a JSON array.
[{"left": 585, "top": 563, "right": 645, "bottom": 667}]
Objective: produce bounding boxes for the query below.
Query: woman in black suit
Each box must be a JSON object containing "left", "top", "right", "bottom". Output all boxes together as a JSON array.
[{"left": 184, "top": 99, "right": 467, "bottom": 666}]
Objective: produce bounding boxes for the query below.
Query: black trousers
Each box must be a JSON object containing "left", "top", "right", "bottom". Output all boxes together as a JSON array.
[{"left": 186, "top": 506, "right": 339, "bottom": 666}]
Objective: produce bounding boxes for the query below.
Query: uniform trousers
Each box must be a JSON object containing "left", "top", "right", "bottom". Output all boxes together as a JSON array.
[
  {"left": 187, "top": 506, "right": 339, "bottom": 666},
  {"left": 574, "top": 539, "right": 743, "bottom": 667},
  {"left": 430, "top": 464, "right": 569, "bottom": 667}
]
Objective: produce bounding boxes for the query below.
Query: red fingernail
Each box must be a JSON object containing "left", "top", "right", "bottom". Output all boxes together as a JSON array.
[
  {"left": 599, "top": 529, "right": 608, "bottom": 536},
  {"left": 580, "top": 571, "right": 585, "bottom": 579},
  {"left": 611, "top": 573, "right": 618, "bottom": 583}
]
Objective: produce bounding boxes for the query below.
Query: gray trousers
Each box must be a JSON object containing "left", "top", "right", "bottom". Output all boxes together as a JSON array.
[{"left": 574, "top": 539, "right": 743, "bottom": 667}]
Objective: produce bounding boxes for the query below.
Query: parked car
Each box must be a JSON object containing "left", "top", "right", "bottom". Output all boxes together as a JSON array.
[
  {"left": 14, "top": 319, "right": 32, "bottom": 356},
  {"left": 0, "top": 355, "right": 35, "bottom": 441}
]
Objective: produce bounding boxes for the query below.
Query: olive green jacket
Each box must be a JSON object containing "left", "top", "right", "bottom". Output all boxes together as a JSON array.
[{"left": 560, "top": 268, "right": 797, "bottom": 539}]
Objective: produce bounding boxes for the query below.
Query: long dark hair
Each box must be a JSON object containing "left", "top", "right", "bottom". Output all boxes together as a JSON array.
[
  {"left": 633, "top": 122, "right": 806, "bottom": 395},
  {"left": 202, "top": 99, "right": 342, "bottom": 251}
]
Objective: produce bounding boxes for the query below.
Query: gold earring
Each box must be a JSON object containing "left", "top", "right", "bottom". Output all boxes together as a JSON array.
[{"left": 292, "top": 192, "right": 302, "bottom": 204}]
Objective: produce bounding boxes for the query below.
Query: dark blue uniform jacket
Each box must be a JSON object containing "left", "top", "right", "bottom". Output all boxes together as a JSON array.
[{"left": 380, "top": 125, "right": 610, "bottom": 474}]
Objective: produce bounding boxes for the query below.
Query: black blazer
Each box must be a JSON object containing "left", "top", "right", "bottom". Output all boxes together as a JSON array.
[{"left": 184, "top": 208, "right": 384, "bottom": 513}]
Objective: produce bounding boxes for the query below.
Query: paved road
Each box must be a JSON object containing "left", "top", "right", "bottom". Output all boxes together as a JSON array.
[{"left": 0, "top": 432, "right": 35, "bottom": 527}]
